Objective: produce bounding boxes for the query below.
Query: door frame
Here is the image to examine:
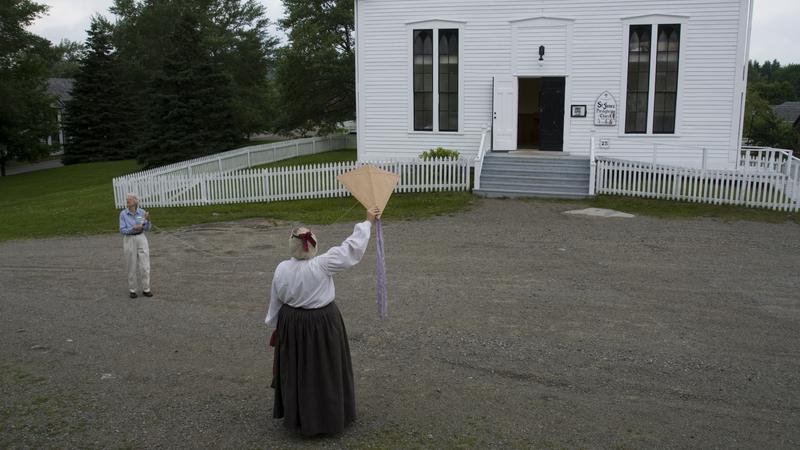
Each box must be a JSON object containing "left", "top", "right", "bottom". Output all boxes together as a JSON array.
[{"left": 512, "top": 74, "right": 571, "bottom": 152}]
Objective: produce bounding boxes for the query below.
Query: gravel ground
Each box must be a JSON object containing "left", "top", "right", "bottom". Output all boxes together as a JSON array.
[{"left": 1, "top": 198, "right": 799, "bottom": 449}]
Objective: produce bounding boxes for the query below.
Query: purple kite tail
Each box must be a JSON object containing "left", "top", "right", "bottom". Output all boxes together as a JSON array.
[{"left": 375, "top": 218, "right": 388, "bottom": 318}]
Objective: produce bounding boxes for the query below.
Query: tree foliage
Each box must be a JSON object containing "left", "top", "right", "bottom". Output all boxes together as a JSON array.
[
  {"left": 137, "top": 13, "right": 240, "bottom": 167},
  {"left": 63, "top": 16, "right": 132, "bottom": 164},
  {"left": 748, "top": 60, "right": 800, "bottom": 105},
  {"left": 275, "top": 0, "right": 355, "bottom": 134},
  {"left": 0, "top": 0, "right": 57, "bottom": 176},
  {"left": 745, "top": 60, "right": 800, "bottom": 155},
  {"left": 46, "top": 39, "right": 85, "bottom": 78},
  {"left": 109, "top": 0, "right": 277, "bottom": 144}
]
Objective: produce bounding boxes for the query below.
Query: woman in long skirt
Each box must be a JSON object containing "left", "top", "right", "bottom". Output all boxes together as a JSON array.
[{"left": 265, "top": 207, "right": 380, "bottom": 436}]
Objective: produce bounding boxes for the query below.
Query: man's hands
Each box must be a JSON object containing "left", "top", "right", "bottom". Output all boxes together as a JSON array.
[
  {"left": 366, "top": 207, "right": 382, "bottom": 224},
  {"left": 133, "top": 211, "right": 149, "bottom": 232}
]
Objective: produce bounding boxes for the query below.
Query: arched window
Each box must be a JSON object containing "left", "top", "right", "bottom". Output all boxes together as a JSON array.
[
  {"left": 625, "top": 25, "right": 651, "bottom": 133},
  {"left": 624, "top": 22, "right": 681, "bottom": 134},
  {"left": 654, "top": 25, "right": 681, "bottom": 134},
  {"left": 412, "top": 26, "right": 459, "bottom": 132},
  {"left": 413, "top": 30, "right": 434, "bottom": 131}
]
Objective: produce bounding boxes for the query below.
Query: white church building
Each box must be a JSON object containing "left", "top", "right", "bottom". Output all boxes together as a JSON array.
[{"left": 354, "top": 0, "right": 754, "bottom": 175}]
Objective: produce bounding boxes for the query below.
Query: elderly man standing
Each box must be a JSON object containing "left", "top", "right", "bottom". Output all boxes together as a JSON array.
[{"left": 119, "top": 193, "right": 153, "bottom": 298}]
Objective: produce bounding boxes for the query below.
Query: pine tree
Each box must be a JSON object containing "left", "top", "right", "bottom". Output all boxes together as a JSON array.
[
  {"left": 63, "top": 16, "right": 133, "bottom": 164},
  {"left": 138, "top": 13, "right": 240, "bottom": 167}
]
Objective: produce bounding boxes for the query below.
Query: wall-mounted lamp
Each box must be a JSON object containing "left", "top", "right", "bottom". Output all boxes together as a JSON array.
[{"left": 538, "top": 45, "right": 545, "bottom": 61}]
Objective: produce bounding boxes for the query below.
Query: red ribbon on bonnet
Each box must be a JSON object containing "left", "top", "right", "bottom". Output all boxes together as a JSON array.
[{"left": 293, "top": 231, "right": 316, "bottom": 252}]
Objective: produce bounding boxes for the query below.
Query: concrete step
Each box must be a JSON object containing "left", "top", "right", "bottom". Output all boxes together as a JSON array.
[
  {"left": 474, "top": 188, "right": 590, "bottom": 199},
  {"left": 481, "top": 166, "right": 590, "bottom": 176},
  {"left": 483, "top": 158, "right": 589, "bottom": 167},
  {"left": 478, "top": 154, "right": 592, "bottom": 198},
  {"left": 480, "top": 179, "right": 589, "bottom": 191},
  {"left": 481, "top": 173, "right": 589, "bottom": 184}
]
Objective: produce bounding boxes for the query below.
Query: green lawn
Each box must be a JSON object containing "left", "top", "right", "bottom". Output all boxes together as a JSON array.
[
  {"left": 251, "top": 149, "right": 358, "bottom": 169},
  {"left": 1, "top": 151, "right": 796, "bottom": 243},
  {"left": 0, "top": 152, "right": 476, "bottom": 242}
]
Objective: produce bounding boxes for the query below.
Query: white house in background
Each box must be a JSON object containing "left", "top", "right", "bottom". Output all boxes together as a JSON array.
[
  {"left": 355, "top": 0, "right": 754, "bottom": 169},
  {"left": 46, "top": 78, "right": 74, "bottom": 153}
]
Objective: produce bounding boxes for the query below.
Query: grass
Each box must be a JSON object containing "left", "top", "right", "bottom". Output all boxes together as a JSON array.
[
  {"left": 0, "top": 160, "right": 143, "bottom": 241},
  {"left": 1, "top": 149, "right": 797, "bottom": 242},
  {"left": 0, "top": 151, "right": 476, "bottom": 242},
  {"left": 538, "top": 194, "right": 800, "bottom": 223},
  {"left": 0, "top": 364, "right": 91, "bottom": 448},
  {"left": 251, "top": 148, "right": 358, "bottom": 169}
]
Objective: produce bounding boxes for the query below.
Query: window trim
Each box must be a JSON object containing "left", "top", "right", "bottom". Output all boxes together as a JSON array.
[
  {"left": 619, "top": 15, "right": 687, "bottom": 137},
  {"left": 407, "top": 20, "right": 465, "bottom": 134}
]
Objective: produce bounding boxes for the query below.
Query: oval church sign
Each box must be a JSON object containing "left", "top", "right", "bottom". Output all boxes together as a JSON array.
[{"left": 594, "top": 91, "right": 617, "bottom": 126}]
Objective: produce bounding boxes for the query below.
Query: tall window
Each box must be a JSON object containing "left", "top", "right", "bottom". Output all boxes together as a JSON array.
[
  {"left": 438, "top": 29, "right": 458, "bottom": 132},
  {"left": 624, "top": 22, "right": 681, "bottom": 134},
  {"left": 653, "top": 24, "right": 681, "bottom": 134},
  {"left": 413, "top": 27, "right": 459, "bottom": 132},
  {"left": 625, "top": 25, "right": 651, "bottom": 134},
  {"left": 413, "top": 30, "right": 433, "bottom": 131}
]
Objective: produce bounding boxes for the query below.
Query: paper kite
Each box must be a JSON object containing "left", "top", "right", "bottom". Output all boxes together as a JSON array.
[{"left": 337, "top": 165, "right": 400, "bottom": 318}]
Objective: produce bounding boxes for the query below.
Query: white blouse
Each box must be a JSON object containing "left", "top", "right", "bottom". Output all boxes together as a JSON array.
[{"left": 264, "top": 221, "right": 372, "bottom": 327}]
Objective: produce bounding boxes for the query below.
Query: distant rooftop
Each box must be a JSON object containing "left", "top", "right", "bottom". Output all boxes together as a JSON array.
[
  {"left": 770, "top": 101, "right": 800, "bottom": 125},
  {"left": 46, "top": 78, "right": 74, "bottom": 103}
]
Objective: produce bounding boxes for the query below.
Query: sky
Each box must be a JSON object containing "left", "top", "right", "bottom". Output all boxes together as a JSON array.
[{"left": 27, "top": 0, "right": 800, "bottom": 65}]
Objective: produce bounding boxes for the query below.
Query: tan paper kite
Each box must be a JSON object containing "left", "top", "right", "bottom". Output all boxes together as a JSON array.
[
  {"left": 337, "top": 165, "right": 400, "bottom": 318},
  {"left": 337, "top": 165, "right": 400, "bottom": 211}
]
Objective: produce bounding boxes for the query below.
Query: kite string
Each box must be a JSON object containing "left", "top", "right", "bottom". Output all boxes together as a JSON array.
[{"left": 330, "top": 199, "right": 362, "bottom": 225}]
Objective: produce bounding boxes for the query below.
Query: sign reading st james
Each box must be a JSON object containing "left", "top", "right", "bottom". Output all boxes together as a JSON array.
[{"left": 594, "top": 91, "right": 617, "bottom": 126}]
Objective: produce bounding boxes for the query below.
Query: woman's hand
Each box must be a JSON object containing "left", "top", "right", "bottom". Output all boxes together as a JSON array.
[{"left": 366, "top": 207, "right": 382, "bottom": 223}]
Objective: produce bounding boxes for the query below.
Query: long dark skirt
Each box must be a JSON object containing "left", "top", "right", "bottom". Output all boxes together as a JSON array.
[{"left": 273, "top": 302, "right": 356, "bottom": 436}]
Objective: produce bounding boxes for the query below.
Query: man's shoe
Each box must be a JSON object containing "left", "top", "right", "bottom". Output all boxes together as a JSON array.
[
  {"left": 129, "top": 292, "right": 138, "bottom": 299},
  {"left": 142, "top": 290, "right": 153, "bottom": 297}
]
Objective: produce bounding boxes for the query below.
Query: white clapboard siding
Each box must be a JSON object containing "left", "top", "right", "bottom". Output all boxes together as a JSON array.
[
  {"left": 357, "top": 0, "right": 750, "bottom": 168},
  {"left": 113, "top": 158, "right": 472, "bottom": 208},
  {"left": 595, "top": 155, "right": 800, "bottom": 212}
]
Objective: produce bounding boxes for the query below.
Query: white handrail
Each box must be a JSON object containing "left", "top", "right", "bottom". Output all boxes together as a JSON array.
[
  {"left": 112, "top": 134, "right": 355, "bottom": 206},
  {"left": 589, "top": 130, "right": 597, "bottom": 195},
  {"left": 473, "top": 123, "right": 491, "bottom": 191}
]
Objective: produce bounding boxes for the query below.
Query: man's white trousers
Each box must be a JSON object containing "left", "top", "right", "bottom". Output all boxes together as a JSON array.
[{"left": 123, "top": 234, "right": 150, "bottom": 292}]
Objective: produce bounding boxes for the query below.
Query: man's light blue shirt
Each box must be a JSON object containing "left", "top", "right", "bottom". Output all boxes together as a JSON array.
[{"left": 119, "top": 207, "right": 152, "bottom": 235}]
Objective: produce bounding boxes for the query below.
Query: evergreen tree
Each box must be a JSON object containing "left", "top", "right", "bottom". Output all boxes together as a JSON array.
[
  {"left": 63, "top": 16, "right": 133, "bottom": 164},
  {"left": 138, "top": 13, "right": 240, "bottom": 167},
  {"left": 0, "top": 0, "right": 57, "bottom": 176},
  {"left": 110, "top": 0, "right": 276, "bottom": 148},
  {"left": 275, "top": 0, "right": 355, "bottom": 133},
  {"left": 46, "top": 39, "right": 85, "bottom": 78}
]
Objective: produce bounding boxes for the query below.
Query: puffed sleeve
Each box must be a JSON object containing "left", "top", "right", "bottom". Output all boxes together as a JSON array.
[
  {"left": 264, "top": 269, "right": 283, "bottom": 327},
  {"left": 316, "top": 221, "right": 372, "bottom": 275}
]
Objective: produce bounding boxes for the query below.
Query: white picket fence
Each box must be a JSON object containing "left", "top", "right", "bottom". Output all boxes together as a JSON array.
[
  {"left": 114, "top": 158, "right": 472, "bottom": 208},
  {"left": 113, "top": 134, "right": 355, "bottom": 201},
  {"left": 595, "top": 148, "right": 800, "bottom": 211}
]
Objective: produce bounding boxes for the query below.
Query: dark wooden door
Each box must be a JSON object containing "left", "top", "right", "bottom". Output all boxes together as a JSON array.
[{"left": 539, "top": 77, "right": 565, "bottom": 151}]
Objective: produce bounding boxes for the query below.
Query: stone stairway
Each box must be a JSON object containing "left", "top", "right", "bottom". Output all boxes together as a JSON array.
[{"left": 474, "top": 152, "right": 591, "bottom": 199}]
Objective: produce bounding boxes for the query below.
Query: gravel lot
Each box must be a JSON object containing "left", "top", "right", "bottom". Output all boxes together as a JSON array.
[{"left": 1, "top": 198, "right": 799, "bottom": 449}]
